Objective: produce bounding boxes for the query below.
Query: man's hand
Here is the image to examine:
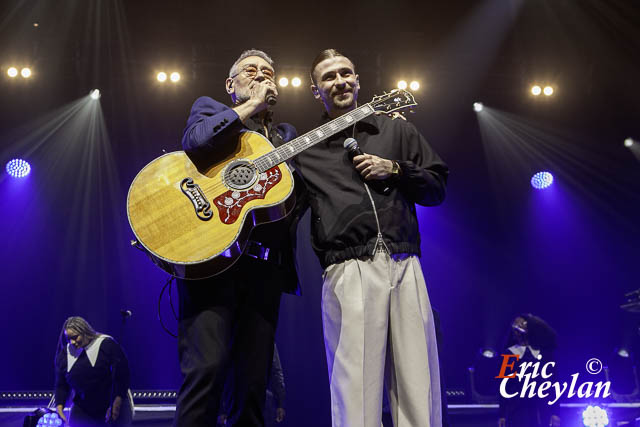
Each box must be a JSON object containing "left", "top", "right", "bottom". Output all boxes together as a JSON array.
[
  {"left": 353, "top": 154, "right": 394, "bottom": 180},
  {"left": 498, "top": 417, "right": 506, "bottom": 427},
  {"left": 276, "top": 407, "right": 285, "bottom": 423},
  {"left": 105, "top": 395, "right": 122, "bottom": 422},
  {"left": 56, "top": 404, "right": 68, "bottom": 425},
  {"left": 233, "top": 80, "right": 278, "bottom": 122}
]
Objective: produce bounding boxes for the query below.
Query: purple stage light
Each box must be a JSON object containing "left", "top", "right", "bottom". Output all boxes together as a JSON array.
[
  {"left": 5, "top": 158, "right": 31, "bottom": 178},
  {"left": 582, "top": 405, "right": 608, "bottom": 427},
  {"left": 531, "top": 171, "right": 553, "bottom": 189}
]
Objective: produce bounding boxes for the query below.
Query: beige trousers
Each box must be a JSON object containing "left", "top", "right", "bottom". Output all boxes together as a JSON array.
[{"left": 322, "top": 252, "right": 442, "bottom": 427}]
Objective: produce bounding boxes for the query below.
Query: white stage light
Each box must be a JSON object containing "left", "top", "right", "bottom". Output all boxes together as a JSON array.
[
  {"left": 624, "top": 138, "right": 634, "bottom": 148},
  {"left": 473, "top": 102, "right": 484, "bottom": 112},
  {"left": 397, "top": 80, "right": 408, "bottom": 90},
  {"left": 279, "top": 77, "right": 289, "bottom": 87},
  {"left": 291, "top": 77, "right": 301, "bottom": 87},
  {"left": 7, "top": 67, "right": 18, "bottom": 78},
  {"left": 543, "top": 86, "right": 554, "bottom": 96},
  {"left": 21, "top": 68, "right": 32, "bottom": 78},
  {"left": 90, "top": 89, "right": 101, "bottom": 100},
  {"left": 170, "top": 72, "right": 180, "bottom": 82},
  {"left": 409, "top": 81, "right": 420, "bottom": 91},
  {"left": 157, "top": 72, "right": 167, "bottom": 82},
  {"left": 531, "top": 85, "right": 541, "bottom": 96}
]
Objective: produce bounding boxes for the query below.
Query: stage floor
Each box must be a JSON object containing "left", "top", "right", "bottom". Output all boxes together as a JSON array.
[{"left": 4, "top": 403, "right": 640, "bottom": 427}]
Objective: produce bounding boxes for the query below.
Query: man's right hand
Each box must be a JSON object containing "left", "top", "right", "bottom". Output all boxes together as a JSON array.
[{"left": 233, "top": 80, "right": 278, "bottom": 122}]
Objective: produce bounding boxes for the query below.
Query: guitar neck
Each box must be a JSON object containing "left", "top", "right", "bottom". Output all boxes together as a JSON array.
[{"left": 254, "top": 103, "right": 375, "bottom": 173}]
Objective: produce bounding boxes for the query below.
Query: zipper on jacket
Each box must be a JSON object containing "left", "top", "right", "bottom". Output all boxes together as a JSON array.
[{"left": 363, "top": 182, "right": 390, "bottom": 255}]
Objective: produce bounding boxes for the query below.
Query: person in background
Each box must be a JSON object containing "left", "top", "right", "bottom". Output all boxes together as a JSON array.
[
  {"left": 498, "top": 313, "right": 560, "bottom": 427},
  {"left": 54, "top": 316, "right": 133, "bottom": 426}
]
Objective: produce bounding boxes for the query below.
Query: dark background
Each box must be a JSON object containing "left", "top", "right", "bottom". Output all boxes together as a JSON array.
[{"left": 1, "top": 0, "right": 639, "bottom": 425}]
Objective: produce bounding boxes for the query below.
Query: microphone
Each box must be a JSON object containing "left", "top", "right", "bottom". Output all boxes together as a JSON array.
[
  {"left": 266, "top": 90, "right": 277, "bottom": 106},
  {"left": 343, "top": 138, "right": 391, "bottom": 195},
  {"left": 120, "top": 309, "right": 132, "bottom": 318},
  {"left": 344, "top": 137, "right": 364, "bottom": 157}
]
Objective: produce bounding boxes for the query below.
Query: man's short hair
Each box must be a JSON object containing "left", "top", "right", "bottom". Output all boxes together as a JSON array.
[
  {"left": 309, "top": 48, "right": 352, "bottom": 85},
  {"left": 229, "top": 49, "right": 274, "bottom": 78}
]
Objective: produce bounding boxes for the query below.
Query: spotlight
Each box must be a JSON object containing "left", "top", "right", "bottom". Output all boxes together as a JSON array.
[
  {"left": 480, "top": 348, "right": 496, "bottom": 358},
  {"left": 624, "top": 138, "right": 634, "bottom": 148},
  {"left": 23, "top": 407, "right": 63, "bottom": 427},
  {"left": 409, "top": 81, "right": 420, "bottom": 91},
  {"left": 278, "top": 77, "right": 289, "bottom": 87},
  {"left": 170, "top": 72, "right": 180, "bottom": 82},
  {"left": 90, "top": 89, "right": 101, "bottom": 100},
  {"left": 473, "top": 102, "right": 484, "bottom": 112},
  {"left": 397, "top": 80, "right": 408, "bottom": 90},
  {"left": 543, "top": 86, "right": 554, "bottom": 96},
  {"left": 291, "top": 77, "right": 301, "bottom": 87},
  {"left": 617, "top": 348, "right": 630, "bottom": 358},
  {"left": 582, "top": 405, "right": 608, "bottom": 427},
  {"left": 21, "top": 68, "right": 31, "bottom": 78},
  {"left": 531, "top": 85, "right": 542, "bottom": 96},
  {"left": 531, "top": 171, "right": 554, "bottom": 189},
  {"left": 7, "top": 67, "right": 18, "bottom": 77},
  {"left": 157, "top": 72, "right": 167, "bottom": 82},
  {"left": 6, "top": 159, "right": 31, "bottom": 178}
]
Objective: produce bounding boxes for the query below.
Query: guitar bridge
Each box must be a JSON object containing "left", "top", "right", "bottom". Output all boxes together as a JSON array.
[{"left": 180, "top": 178, "right": 213, "bottom": 221}]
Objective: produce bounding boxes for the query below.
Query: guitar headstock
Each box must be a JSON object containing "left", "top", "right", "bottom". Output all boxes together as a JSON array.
[{"left": 370, "top": 89, "right": 417, "bottom": 114}]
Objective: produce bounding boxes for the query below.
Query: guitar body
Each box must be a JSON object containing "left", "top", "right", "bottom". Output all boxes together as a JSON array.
[{"left": 127, "top": 131, "right": 295, "bottom": 280}]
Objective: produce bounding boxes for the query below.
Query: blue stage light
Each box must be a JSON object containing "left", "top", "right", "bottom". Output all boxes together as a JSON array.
[
  {"left": 481, "top": 348, "right": 496, "bottom": 358},
  {"left": 6, "top": 158, "right": 31, "bottom": 178},
  {"left": 582, "top": 405, "right": 608, "bottom": 427},
  {"left": 36, "top": 411, "right": 63, "bottom": 426},
  {"left": 531, "top": 171, "right": 553, "bottom": 189},
  {"left": 24, "top": 408, "right": 63, "bottom": 427}
]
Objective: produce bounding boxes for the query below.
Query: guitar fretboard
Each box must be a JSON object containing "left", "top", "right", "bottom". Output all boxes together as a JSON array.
[{"left": 254, "top": 103, "right": 374, "bottom": 173}]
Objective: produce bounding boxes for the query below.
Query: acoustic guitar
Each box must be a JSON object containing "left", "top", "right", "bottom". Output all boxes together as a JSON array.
[{"left": 127, "top": 89, "right": 417, "bottom": 279}]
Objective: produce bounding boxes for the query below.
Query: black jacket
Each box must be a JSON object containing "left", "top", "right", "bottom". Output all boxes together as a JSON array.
[{"left": 294, "top": 113, "right": 448, "bottom": 268}]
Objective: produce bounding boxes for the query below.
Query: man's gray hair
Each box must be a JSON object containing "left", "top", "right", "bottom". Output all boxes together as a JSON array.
[{"left": 229, "top": 49, "right": 274, "bottom": 78}]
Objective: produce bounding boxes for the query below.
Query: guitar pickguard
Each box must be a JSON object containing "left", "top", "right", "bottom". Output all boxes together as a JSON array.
[{"left": 213, "top": 166, "right": 282, "bottom": 224}]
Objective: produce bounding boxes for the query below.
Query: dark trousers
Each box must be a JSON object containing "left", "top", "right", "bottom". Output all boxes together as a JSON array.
[{"left": 173, "top": 256, "right": 282, "bottom": 427}]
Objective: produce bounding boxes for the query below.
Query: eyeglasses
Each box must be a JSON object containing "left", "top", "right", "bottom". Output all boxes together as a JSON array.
[{"left": 231, "top": 64, "right": 275, "bottom": 81}]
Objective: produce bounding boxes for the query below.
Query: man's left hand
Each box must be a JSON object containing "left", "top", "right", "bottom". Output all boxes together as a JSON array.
[
  {"left": 276, "top": 407, "right": 285, "bottom": 423},
  {"left": 106, "top": 396, "right": 122, "bottom": 422},
  {"left": 353, "top": 154, "right": 394, "bottom": 180}
]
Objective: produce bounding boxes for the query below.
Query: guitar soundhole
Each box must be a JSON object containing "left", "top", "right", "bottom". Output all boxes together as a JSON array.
[{"left": 224, "top": 160, "right": 258, "bottom": 190}]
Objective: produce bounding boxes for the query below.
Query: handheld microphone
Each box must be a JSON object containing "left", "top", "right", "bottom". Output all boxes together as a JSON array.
[
  {"left": 266, "top": 90, "right": 277, "bottom": 106},
  {"left": 120, "top": 309, "right": 132, "bottom": 318},
  {"left": 343, "top": 138, "right": 391, "bottom": 195},
  {"left": 344, "top": 138, "right": 364, "bottom": 158}
]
